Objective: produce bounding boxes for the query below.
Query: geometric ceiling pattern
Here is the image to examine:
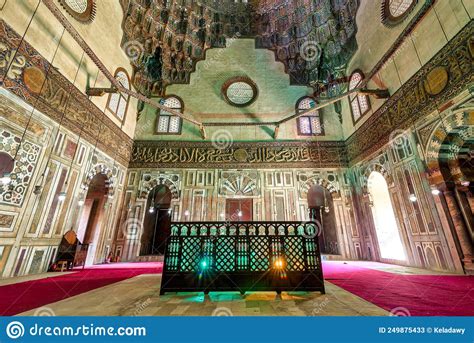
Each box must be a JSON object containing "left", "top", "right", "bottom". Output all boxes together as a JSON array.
[
  {"left": 120, "top": 0, "right": 360, "bottom": 98},
  {"left": 254, "top": 0, "right": 359, "bottom": 91}
]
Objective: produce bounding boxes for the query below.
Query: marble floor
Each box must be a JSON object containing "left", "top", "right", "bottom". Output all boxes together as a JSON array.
[
  {"left": 10, "top": 261, "right": 463, "bottom": 317},
  {"left": 0, "top": 271, "right": 72, "bottom": 286},
  {"left": 18, "top": 274, "right": 388, "bottom": 316}
]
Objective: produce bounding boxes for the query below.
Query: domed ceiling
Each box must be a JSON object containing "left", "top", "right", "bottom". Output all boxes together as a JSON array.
[{"left": 120, "top": 0, "right": 360, "bottom": 98}]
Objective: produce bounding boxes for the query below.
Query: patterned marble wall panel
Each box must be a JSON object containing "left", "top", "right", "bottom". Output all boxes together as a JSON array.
[
  {"left": 0, "top": 90, "right": 128, "bottom": 275},
  {"left": 0, "top": 211, "right": 17, "bottom": 232},
  {"left": 53, "top": 169, "right": 78, "bottom": 236},
  {"left": 119, "top": 167, "right": 355, "bottom": 260},
  {"left": 219, "top": 170, "right": 260, "bottom": 197},
  {"left": 349, "top": 122, "right": 463, "bottom": 271},
  {"left": 27, "top": 248, "right": 46, "bottom": 275},
  {"left": 0, "top": 128, "right": 41, "bottom": 206},
  {"left": 0, "top": 245, "right": 11, "bottom": 275}
]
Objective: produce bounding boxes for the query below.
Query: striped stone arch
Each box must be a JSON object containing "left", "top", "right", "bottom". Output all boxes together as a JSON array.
[
  {"left": 300, "top": 176, "right": 339, "bottom": 199},
  {"left": 83, "top": 163, "right": 115, "bottom": 194},
  {"left": 140, "top": 174, "right": 180, "bottom": 200},
  {"left": 425, "top": 109, "right": 474, "bottom": 185},
  {"left": 362, "top": 163, "right": 393, "bottom": 193}
]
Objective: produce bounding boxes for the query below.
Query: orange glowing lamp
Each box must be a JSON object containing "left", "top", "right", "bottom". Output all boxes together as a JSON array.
[{"left": 274, "top": 258, "right": 286, "bottom": 270}]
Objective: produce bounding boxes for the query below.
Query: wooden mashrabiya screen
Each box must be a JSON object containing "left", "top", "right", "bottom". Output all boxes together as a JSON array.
[{"left": 160, "top": 221, "right": 325, "bottom": 295}]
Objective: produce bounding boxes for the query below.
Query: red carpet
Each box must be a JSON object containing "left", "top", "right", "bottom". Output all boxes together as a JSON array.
[
  {"left": 2, "top": 261, "right": 473, "bottom": 316},
  {"left": 323, "top": 261, "right": 474, "bottom": 316},
  {"left": 0, "top": 262, "right": 162, "bottom": 316}
]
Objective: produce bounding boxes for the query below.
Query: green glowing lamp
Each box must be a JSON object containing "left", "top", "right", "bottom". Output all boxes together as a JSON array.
[{"left": 200, "top": 259, "right": 208, "bottom": 270}]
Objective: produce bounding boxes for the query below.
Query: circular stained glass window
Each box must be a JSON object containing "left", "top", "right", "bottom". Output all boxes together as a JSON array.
[
  {"left": 59, "top": 0, "right": 96, "bottom": 22},
  {"left": 65, "top": 0, "right": 88, "bottom": 13},
  {"left": 381, "top": 0, "right": 417, "bottom": 26},
  {"left": 222, "top": 77, "right": 258, "bottom": 107}
]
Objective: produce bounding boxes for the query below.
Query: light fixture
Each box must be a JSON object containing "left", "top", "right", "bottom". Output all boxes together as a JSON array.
[
  {"left": 148, "top": 207, "right": 155, "bottom": 214},
  {"left": 58, "top": 191, "right": 67, "bottom": 202},
  {"left": 431, "top": 189, "right": 440, "bottom": 196},
  {"left": 78, "top": 199, "right": 85, "bottom": 206},
  {"left": 274, "top": 258, "right": 285, "bottom": 270},
  {"left": 238, "top": 210, "right": 243, "bottom": 217},
  {"left": 409, "top": 194, "right": 417, "bottom": 202},
  {"left": 184, "top": 210, "right": 190, "bottom": 217},
  {"left": 199, "top": 258, "right": 209, "bottom": 271},
  {"left": 461, "top": 181, "right": 470, "bottom": 187},
  {"left": 0, "top": 172, "right": 12, "bottom": 185},
  {"left": 220, "top": 213, "right": 225, "bottom": 218},
  {"left": 324, "top": 206, "right": 330, "bottom": 213},
  {"left": 108, "top": 193, "right": 114, "bottom": 199}
]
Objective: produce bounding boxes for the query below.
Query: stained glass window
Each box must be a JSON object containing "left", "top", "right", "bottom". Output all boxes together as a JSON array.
[
  {"left": 296, "top": 97, "right": 323, "bottom": 136},
  {"left": 382, "top": 0, "right": 416, "bottom": 26},
  {"left": 387, "top": 0, "right": 415, "bottom": 18},
  {"left": 226, "top": 82, "right": 254, "bottom": 105},
  {"left": 64, "top": 0, "right": 88, "bottom": 13},
  {"left": 107, "top": 69, "right": 130, "bottom": 121},
  {"left": 222, "top": 77, "right": 258, "bottom": 107},
  {"left": 348, "top": 71, "right": 370, "bottom": 122},
  {"left": 59, "top": 0, "right": 95, "bottom": 22},
  {"left": 157, "top": 97, "right": 182, "bottom": 134}
]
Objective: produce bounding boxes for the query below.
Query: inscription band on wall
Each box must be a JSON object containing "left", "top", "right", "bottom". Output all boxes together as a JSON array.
[{"left": 130, "top": 141, "right": 347, "bottom": 168}]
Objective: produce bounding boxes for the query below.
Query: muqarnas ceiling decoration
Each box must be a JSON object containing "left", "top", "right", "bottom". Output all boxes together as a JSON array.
[
  {"left": 119, "top": 0, "right": 360, "bottom": 98},
  {"left": 120, "top": 0, "right": 252, "bottom": 97},
  {"left": 254, "top": 0, "right": 360, "bottom": 94}
]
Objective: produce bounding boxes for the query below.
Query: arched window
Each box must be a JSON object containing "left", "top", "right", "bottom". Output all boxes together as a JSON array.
[
  {"left": 106, "top": 68, "right": 130, "bottom": 122},
  {"left": 348, "top": 70, "right": 370, "bottom": 123},
  {"left": 296, "top": 97, "right": 323, "bottom": 136},
  {"left": 156, "top": 96, "right": 183, "bottom": 134}
]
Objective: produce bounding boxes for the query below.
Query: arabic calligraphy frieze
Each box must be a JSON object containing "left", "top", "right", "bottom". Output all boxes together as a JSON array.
[{"left": 130, "top": 141, "right": 347, "bottom": 168}]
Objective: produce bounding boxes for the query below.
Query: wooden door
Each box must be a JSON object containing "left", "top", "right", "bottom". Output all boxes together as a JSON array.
[{"left": 226, "top": 199, "right": 253, "bottom": 221}]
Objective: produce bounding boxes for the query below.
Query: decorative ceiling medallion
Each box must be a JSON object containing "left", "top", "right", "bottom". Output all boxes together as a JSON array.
[
  {"left": 58, "top": 0, "right": 96, "bottom": 23},
  {"left": 23, "top": 67, "right": 46, "bottom": 94},
  {"left": 424, "top": 66, "right": 449, "bottom": 96},
  {"left": 233, "top": 148, "right": 249, "bottom": 162},
  {"left": 381, "top": 0, "right": 417, "bottom": 27},
  {"left": 222, "top": 77, "right": 258, "bottom": 107}
]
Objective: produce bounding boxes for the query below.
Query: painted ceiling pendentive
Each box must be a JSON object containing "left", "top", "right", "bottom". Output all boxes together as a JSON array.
[
  {"left": 120, "top": 0, "right": 360, "bottom": 98},
  {"left": 254, "top": 0, "right": 359, "bottom": 92}
]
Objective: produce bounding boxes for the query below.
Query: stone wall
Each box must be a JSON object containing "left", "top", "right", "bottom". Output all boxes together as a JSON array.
[{"left": 0, "top": 91, "right": 127, "bottom": 277}]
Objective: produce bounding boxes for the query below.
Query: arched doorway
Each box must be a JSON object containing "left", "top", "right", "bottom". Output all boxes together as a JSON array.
[
  {"left": 368, "top": 171, "right": 406, "bottom": 261},
  {"left": 140, "top": 185, "right": 172, "bottom": 255},
  {"left": 307, "top": 185, "right": 339, "bottom": 255},
  {"left": 0, "top": 152, "right": 14, "bottom": 182},
  {"left": 76, "top": 173, "right": 109, "bottom": 266}
]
